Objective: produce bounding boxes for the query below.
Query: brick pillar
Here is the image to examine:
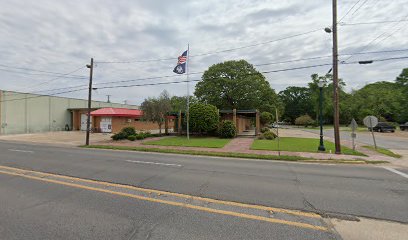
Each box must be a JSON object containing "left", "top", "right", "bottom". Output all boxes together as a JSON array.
[
  {"left": 233, "top": 109, "right": 237, "bottom": 136},
  {"left": 255, "top": 109, "right": 260, "bottom": 135},
  {"left": 178, "top": 110, "right": 182, "bottom": 135}
]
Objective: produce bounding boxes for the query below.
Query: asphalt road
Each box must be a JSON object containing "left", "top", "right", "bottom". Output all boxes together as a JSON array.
[
  {"left": 0, "top": 141, "right": 407, "bottom": 239},
  {"left": 303, "top": 129, "right": 408, "bottom": 150}
]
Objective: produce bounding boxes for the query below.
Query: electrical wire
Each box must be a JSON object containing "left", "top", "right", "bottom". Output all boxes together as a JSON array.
[{"left": 96, "top": 28, "right": 323, "bottom": 64}]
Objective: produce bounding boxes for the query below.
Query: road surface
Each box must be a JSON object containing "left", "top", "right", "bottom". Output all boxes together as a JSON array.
[
  {"left": 302, "top": 129, "right": 408, "bottom": 150},
  {"left": 0, "top": 141, "right": 407, "bottom": 239}
]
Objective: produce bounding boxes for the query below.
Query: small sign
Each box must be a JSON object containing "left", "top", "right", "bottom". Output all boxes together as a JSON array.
[
  {"left": 349, "top": 118, "right": 358, "bottom": 131},
  {"left": 363, "top": 116, "right": 378, "bottom": 128}
]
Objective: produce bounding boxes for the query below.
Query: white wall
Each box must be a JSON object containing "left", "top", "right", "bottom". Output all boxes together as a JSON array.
[{"left": 0, "top": 90, "right": 138, "bottom": 135}]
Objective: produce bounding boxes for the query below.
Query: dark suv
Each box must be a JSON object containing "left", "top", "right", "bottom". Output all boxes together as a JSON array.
[
  {"left": 400, "top": 122, "right": 408, "bottom": 131},
  {"left": 369, "top": 122, "right": 396, "bottom": 132}
]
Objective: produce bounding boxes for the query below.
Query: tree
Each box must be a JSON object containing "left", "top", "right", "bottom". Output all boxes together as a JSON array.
[
  {"left": 260, "top": 112, "right": 273, "bottom": 125},
  {"left": 295, "top": 115, "right": 315, "bottom": 127},
  {"left": 140, "top": 90, "right": 171, "bottom": 134},
  {"left": 189, "top": 103, "right": 219, "bottom": 134},
  {"left": 396, "top": 68, "right": 408, "bottom": 86},
  {"left": 279, "top": 86, "right": 313, "bottom": 123},
  {"left": 194, "top": 60, "right": 282, "bottom": 113},
  {"left": 170, "top": 95, "right": 198, "bottom": 112}
]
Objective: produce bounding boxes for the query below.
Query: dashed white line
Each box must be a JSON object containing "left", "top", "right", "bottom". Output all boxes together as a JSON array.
[
  {"left": 125, "top": 160, "right": 182, "bottom": 167},
  {"left": 382, "top": 166, "right": 408, "bottom": 179},
  {"left": 8, "top": 149, "right": 34, "bottom": 153}
]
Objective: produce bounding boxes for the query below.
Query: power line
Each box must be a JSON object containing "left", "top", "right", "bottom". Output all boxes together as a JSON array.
[
  {"left": 338, "top": 0, "right": 362, "bottom": 22},
  {"left": 0, "top": 67, "right": 86, "bottom": 79},
  {"left": 0, "top": 87, "right": 88, "bottom": 103},
  {"left": 0, "top": 63, "right": 87, "bottom": 78},
  {"left": 340, "top": 19, "right": 408, "bottom": 26},
  {"left": 96, "top": 28, "right": 323, "bottom": 64},
  {"left": 350, "top": 0, "right": 370, "bottom": 16}
]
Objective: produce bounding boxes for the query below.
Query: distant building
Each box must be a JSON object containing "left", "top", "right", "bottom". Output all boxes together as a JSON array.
[{"left": 0, "top": 90, "right": 138, "bottom": 135}]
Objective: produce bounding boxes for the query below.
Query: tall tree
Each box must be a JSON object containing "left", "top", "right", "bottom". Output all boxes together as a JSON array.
[
  {"left": 140, "top": 90, "right": 171, "bottom": 134},
  {"left": 194, "top": 60, "right": 282, "bottom": 113},
  {"left": 278, "top": 86, "right": 313, "bottom": 123},
  {"left": 170, "top": 95, "right": 198, "bottom": 112}
]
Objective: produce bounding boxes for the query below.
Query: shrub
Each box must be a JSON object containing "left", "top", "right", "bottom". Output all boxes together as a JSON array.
[
  {"left": 189, "top": 103, "right": 219, "bottom": 134},
  {"left": 120, "top": 127, "right": 136, "bottom": 137},
  {"left": 127, "top": 135, "right": 137, "bottom": 141},
  {"left": 218, "top": 120, "right": 237, "bottom": 138},
  {"left": 136, "top": 134, "right": 145, "bottom": 140},
  {"left": 263, "top": 131, "right": 277, "bottom": 140},
  {"left": 295, "top": 115, "right": 315, "bottom": 127},
  {"left": 260, "top": 112, "right": 273, "bottom": 125},
  {"left": 111, "top": 132, "right": 126, "bottom": 140},
  {"left": 261, "top": 127, "right": 270, "bottom": 133}
]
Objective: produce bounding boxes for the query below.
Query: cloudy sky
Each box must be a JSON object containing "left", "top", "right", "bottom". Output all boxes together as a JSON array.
[{"left": 0, "top": 0, "right": 407, "bottom": 105}]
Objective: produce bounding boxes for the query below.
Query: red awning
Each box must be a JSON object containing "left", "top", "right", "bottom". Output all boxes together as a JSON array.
[{"left": 90, "top": 108, "right": 143, "bottom": 118}]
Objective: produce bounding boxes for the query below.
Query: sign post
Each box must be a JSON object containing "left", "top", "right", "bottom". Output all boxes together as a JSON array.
[
  {"left": 363, "top": 116, "right": 378, "bottom": 149},
  {"left": 349, "top": 118, "right": 358, "bottom": 151}
]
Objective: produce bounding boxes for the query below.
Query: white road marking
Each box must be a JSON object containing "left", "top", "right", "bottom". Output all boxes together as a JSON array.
[
  {"left": 125, "top": 160, "right": 182, "bottom": 167},
  {"left": 8, "top": 149, "right": 34, "bottom": 153},
  {"left": 382, "top": 166, "right": 408, "bottom": 179}
]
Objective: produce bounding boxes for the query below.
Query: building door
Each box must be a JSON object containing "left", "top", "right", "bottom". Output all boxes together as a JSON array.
[
  {"left": 80, "top": 114, "right": 91, "bottom": 131},
  {"left": 100, "top": 117, "right": 112, "bottom": 133}
]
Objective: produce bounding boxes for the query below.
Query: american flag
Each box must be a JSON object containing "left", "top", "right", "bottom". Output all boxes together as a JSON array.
[
  {"left": 173, "top": 50, "right": 188, "bottom": 74},
  {"left": 177, "top": 50, "right": 188, "bottom": 64}
]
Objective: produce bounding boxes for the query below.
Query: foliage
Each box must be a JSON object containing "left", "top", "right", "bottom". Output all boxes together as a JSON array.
[
  {"left": 170, "top": 96, "right": 198, "bottom": 112},
  {"left": 141, "top": 90, "right": 172, "bottom": 134},
  {"left": 260, "top": 127, "right": 270, "bottom": 133},
  {"left": 127, "top": 135, "right": 136, "bottom": 141},
  {"left": 189, "top": 103, "right": 219, "bottom": 134},
  {"left": 194, "top": 60, "right": 282, "bottom": 113},
  {"left": 295, "top": 115, "right": 315, "bottom": 127},
  {"left": 111, "top": 132, "right": 126, "bottom": 141},
  {"left": 258, "top": 130, "right": 277, "bottom": 140},
  {"left": 260, "top": 112, "right": 273, "bottom": 125},
  {"left": 279, "top": 86, "right": 313, "bottom": 123},
  {"left": 121, "top": 127, "right": 136, "bottom": 137},
  {"left": 136, "top": 134, "right": 145, "bottom": 140},
  {"left": 218, "top": 120, "right": 237, "bottom": 138}
]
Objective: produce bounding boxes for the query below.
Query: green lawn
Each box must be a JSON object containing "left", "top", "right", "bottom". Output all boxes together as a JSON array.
[
  {"left": 142, "top": 136, "right": 231, "bottom": 148},
  {"left": 362, "top": 146, "right": 402, "bottom": 158},
  {"left": 251, "top": 137, "right": 366, "bottom": 156}
]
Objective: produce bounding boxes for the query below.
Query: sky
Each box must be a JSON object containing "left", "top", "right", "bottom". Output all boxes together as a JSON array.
[{"left": 0, "top": 0, "right": 407, "bottom": 105}]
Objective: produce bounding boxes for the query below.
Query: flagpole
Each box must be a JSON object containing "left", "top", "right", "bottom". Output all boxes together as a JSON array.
[{"left": 186, "top": 44, "right": 190, "bottom": 140}]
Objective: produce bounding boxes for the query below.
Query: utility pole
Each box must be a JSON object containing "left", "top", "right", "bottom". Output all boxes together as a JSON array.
[
  {"left": 332, "top": 0, "right": 341, "bottom": 154},
  {"left": 85, "top": 58, "right": 94, "bottom": 146},
  {"left": 106, "top": 95, "right": 111, "bottom": 103}
]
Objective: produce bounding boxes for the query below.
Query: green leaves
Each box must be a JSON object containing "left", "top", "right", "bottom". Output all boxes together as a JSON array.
[{"left": 195, "top": 60, "right": 280, "bottom": 112}]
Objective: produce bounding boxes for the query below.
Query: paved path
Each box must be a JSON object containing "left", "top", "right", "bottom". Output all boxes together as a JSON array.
[{"left": 1, "top": 141, "right": 407, "bottom": 239}]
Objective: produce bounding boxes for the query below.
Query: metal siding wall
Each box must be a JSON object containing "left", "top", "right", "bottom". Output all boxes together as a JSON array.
[{"left": 0, "top": 90, "right": 139, "bottom": 135}]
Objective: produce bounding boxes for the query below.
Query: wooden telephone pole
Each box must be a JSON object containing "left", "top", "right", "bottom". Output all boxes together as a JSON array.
[
  {"left": 332, "top": 0, "right": 341, "bottom": 154},
  {"left": 85, "top": 58, "right": 93, "bottom": 146}
]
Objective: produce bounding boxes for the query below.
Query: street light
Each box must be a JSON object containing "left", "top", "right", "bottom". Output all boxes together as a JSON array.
[{"left": 318, "top": 80, "right": 326, "bottom": 152}]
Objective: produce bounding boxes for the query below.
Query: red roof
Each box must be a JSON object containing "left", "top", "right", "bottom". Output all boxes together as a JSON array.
[{"left": 90, "top": 108, "right": 143, "bottom": 117}]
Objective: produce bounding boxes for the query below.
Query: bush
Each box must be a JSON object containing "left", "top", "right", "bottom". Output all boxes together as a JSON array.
[
  {"left": 218, "top": 120, "right": 237, "bottom": 138},
  {"left": 127, "top": 135, "right": 137, "bottom": 141},
  {"left": 261, "top": 127, "right": 270, "bottom": 133},
  {"left": 111, "top": 132, "right": 126, "bottom": 140},
  {"left": 189, "top": 103, "right": 219, "bottom": 134},
  {"left": 121, "top": 127, "right": 136, "bottom": 137},
  {"left": 260, "top": 112, "right": 273, "bottom": 125},
  {"left": 136, "top": 134, "right": 145, "bottom": 140},
  {"left": 295, "top": 115, "right": 315, "bottom": 127},
  {"left": 263, "top": 131, "right": 277, "bottom": 140}
]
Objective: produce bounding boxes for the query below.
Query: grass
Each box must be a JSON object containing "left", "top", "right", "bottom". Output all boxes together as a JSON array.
[
  {"left": 142, "top": 136, "right": 231, "bottom": 148},
  {"left": 362, "top": 146, "right": 402, "bottom": 158},
  {"left": 251, "top": 137, "right": 366, "bottom": 156},
  {"left": 82, "top": 145, "right": 385, "bottom": 164}
]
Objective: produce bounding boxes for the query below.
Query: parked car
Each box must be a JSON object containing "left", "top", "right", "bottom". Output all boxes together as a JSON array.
[
  {"left": 368, "top": 122, "right": 396, "bottom": 132},
  {"left": 400, "top": 122, "right": 408, "bottom": 131}
]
